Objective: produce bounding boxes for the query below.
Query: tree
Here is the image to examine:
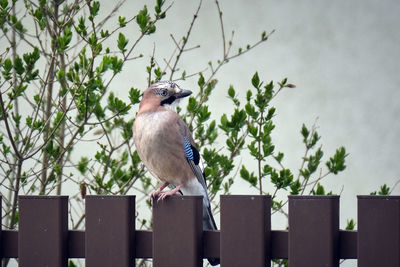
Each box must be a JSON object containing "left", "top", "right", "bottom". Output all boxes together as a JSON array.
[{"left": 0, "top": 1, "right": 359, "bottom": 266}]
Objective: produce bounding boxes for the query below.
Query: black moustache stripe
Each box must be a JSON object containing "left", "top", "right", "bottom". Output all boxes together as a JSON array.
[{"left": 160, "top": 95, "right": 176, "bottom": 106}]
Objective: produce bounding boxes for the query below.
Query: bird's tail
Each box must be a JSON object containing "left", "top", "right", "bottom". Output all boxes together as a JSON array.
[
  {"left": 203, "top": 204, "right": 220, "bottom": 266},
  {"left": 203, "top": 203, "right": 218, "bottom": 231}
]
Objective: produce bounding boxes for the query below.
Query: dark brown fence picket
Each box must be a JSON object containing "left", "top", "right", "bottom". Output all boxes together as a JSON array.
[
  {"left": 289, "top": 195, "right": 339, "bottom": 267},
  {"left": 220, "top": 195, "right": 270, "bottom": 267},
  {"left": 153, "top": 195, "right": 203, "bottom": 267},
  {"left": 85, "top": 195, "right": 136, "bottom": 267},
  {"left": 19, "top": 196, "right": 68, "bottom": 267},
  {"left": 358, "top": 196, "right": 400, "bottom": 267},
  {"left": 0, "top": 195, "right": 399, "bottom": 266}
]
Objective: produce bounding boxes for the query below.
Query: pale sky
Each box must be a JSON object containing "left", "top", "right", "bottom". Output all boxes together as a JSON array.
[
  {"left": 118, "top": 2, "right": 400, "bottom": 265},
  {"left": 3, "top": 1, "right": 399, "bottom": 266},
  {"left": 115, "top": 0, "right": 400, "bottom": 224}
]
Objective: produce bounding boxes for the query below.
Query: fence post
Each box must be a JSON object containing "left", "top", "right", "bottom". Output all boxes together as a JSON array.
[
  {"left": 220, "top": 195, "right": 271, "bottom": 267},
  {"left": 288, "top": 195, "right": 339, "bottom": 267},
  {"left": 85, "top": 195, "right": 136, "bottom": 267},
  {"left": 19, "top": 196, "right": 68, "bottom": 267},
  {"left": 153, "top": 195, "right": 203, "bottom": 267},
  {"left": 358, "top": 195, "right": 400, "bottom": 267}
]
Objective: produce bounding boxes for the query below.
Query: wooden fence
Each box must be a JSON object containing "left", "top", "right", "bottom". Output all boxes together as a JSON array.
[{"left": 0, "top": 195, "right": 399, "bottom": 267}]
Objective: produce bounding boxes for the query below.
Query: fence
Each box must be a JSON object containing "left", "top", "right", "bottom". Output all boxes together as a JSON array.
[{"left": 0, "top": 195, "right": 399, "bottom": 267}]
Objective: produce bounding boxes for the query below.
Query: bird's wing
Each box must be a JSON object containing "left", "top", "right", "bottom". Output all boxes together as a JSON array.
[
  {"left": 177, "top": 119, "right": 218, "bottom": 232},
  {"left": 177, "top": 119, "right": 208, "bottom": 193}
]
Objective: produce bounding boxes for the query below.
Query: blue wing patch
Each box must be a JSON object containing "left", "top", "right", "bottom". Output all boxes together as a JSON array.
[
  {"left": 183, "top": 137, "right": 200, "bottom": 164},
  {"left": 183, "top": 137, "right": 194, "bottom": 161}
]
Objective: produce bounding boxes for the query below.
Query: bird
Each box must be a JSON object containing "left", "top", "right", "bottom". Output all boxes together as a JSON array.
[{"left": 132, "top": 81, "right": 220, "bottom": 266}]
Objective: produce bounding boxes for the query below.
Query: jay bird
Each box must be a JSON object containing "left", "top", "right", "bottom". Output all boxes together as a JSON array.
[{"left": 133, "top": 81, "right": 220, "bottom": 266}]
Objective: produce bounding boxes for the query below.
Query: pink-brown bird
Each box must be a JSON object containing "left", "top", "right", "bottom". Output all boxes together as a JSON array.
[{"left": 133, "top": 81, "right": 219, "bottom": 265}]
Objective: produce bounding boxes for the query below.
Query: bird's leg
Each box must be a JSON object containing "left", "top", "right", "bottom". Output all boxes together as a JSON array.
[
  {"left": 148, "top": 182, "right": 170, "bottom": 201},
  {"left": 157, "top": 184, "right": 183, "bottom": 202}
]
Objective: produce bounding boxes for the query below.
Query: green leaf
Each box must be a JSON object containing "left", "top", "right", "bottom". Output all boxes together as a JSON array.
[
  {"left": 69, "top": 260, "right": 78, "bottom": 267},
  {"left": 13, "top": 56, "right": 25, "bottom": 75},
  {"left": 275, "top": 152, "right": 284, "bottom": 163},
  {"left": 270, "top": 169, "right": 293, "bottom": 189},
  {"left": 12, "top": 113, "right": 21, "bottom": 126},
  {"left": 93, "top": 103, "right": 105, "bottom": 119},
  {"left": 2, "top": 58, "right": 12, "bottom": 80},
  {"left": 266, "top": 107, "right": 275, "bottom": 120},
  {"left": 88, "top": 33, "right": 98, "bottom": 47},
  {"left": 154, "top": 67, "right": 162, "bottom": 80},
  {"left": 33, "top": 94, "right": 40, "bottom": 104},
  {"left": 117, "top": 33, "right": 128, "bottom": 53},
  {"left": 155, "top": 0, "right": 165, "bottom": 15},
  {"left": 147, "top": 24, "right": 156, "bottom": 34},
  {"left": 261, "top": 30, "right": 267, "bottom": 40},
  {"left": 136, "top": 5, "right": 150, "bottom": 33},
  {"left": 279, "top": 77, "right": 288, "bottom": 87},
  {"left": 228, "top": 85, "right": 235, "bottom": 98},
  {"left": 34, "top": 8, "right": 46, "bottom": 30},
  {"left": 301, "top": 123, "right": 309, "bottom": 143},
  {"left": 307, "top": 147, "right": 323, "bottom": 174},
  {"left": 58, "top": 26, "right": 73, "bottom": 52},
  {"left": 346, "top": 219, "right": 355, "bottom": 230},
  {"left": 118, "top": 16, "right": 127, "bottom": 27},
  {"left": 309, "top": 131, "right": 320, "bottom": 148},
  {"left": 197, "top": 105, "right": 211, "bottom": 123},
  {"left": 290, "top": 179, "right": 301, "bottom": 195},
  {"left": 76, "top": 16, "right": 87, "bottom": 36},
  {"left": 378, "top": 184, "right": 390, "bottom": 195},
  {"left": 187, "top": 97, "right": 198, "bottom": 113},
  {"left": 0, "top": 0, "right": 8, "bottom": 9},
  {"left": 251, "top": 72, "right": 260, "bottom": 88},
  {"left": 26, "top": 116, "right": 32, "bottom": 128},
  {"left": 122, "top": 119, "right": 134, "bottom": 140},
  {"left": 10, "top": 15, "right": 25, "bottom": 34},
  {"left": 240, "top": 165, "right": 257, "bottom": 186},
  {"left": 100, "top": 29, "right": 109, "bottom": 38},
  {"left": 89, "top": 1, "right": 100, "bottom": 20},
  {"left": 247, "top": 141, "right": 259, "bottom": 158},
  {"left": 326, "top": 146, "right": 347, "bottom": 174},
  {"left": 313, "top": 183, "right": 325, "bottom": 195},
  {"left": 263, "top": 81, "right": 274, "bottom": 102},
  {"left": 248, "top": 124, "right": 258, "bottom": 138},
  {"left": 53, "top": 111, "right": 65, "bottom": 127},
  {"left": 129, "top": 88, "right": 141, "bottom": 105},
  {"left": 245, "top": 103, "right": 257, "bottom": 118},
  {"left": 246, "top": 90, "right": 252, "bottom": 101},
  {"left": 107, "top": 92, "right": 130, "bottom": 115},
  {"left": 198, "top": 73, "right": 205, "bottom": 88},
  {"left": 13, "top": 84, "right": 27, "bottom": 98},
  {"left": 77, "top": 157, "right": 89, "bottom": 175}
]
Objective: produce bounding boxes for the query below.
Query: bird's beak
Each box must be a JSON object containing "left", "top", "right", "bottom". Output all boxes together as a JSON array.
[{"left": 174, "top": 89, "right": 192, "bottom": 99}]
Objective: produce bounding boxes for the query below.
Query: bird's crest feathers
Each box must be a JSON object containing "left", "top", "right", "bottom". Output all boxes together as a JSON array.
[{"left": 139, "top": 81, "right": 192, "bottom": 113}]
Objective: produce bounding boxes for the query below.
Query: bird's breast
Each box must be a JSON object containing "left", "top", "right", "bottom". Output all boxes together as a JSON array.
[
  {"left": 133, "top": 111, "right": 170, "bottom": 156},
  {"left": 133, "top": 111, "right": 189, "bottom": 184}
]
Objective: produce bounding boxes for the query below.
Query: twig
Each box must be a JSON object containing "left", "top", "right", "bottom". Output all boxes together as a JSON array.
[
  {"left": 389, "top": 178, "right": 400, "bottom": 194},
  {"left": 168, "top": 0, "right": 202, "bottom": 80},
  {"left": 215, "top": 0, "right": 226, "bottom": 57}
]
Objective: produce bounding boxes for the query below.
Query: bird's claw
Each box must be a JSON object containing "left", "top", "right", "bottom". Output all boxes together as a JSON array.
[
  {"left": 148, "top": 191, "right": 159, "bottom": 202},
  {"left": 148, "top": 184, "right": 183, "bottom": 204},
  {"left": 156, "top": 190, "right": 180, "bottom": 202}
]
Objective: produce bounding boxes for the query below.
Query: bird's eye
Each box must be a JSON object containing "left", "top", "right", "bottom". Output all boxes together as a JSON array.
[{"left": 160, "top": 89, "right": 168, "bottom": 97}]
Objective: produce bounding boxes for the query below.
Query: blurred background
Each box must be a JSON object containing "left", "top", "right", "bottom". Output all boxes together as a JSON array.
[
  {"left": 1, "top": 0, "right": 399, "bottom": 266},
  {"left": 111, "top": 0, "right": 400, "bottom": 231}
]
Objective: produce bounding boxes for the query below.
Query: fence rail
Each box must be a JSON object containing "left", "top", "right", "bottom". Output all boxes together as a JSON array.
[{"left": 0, "top": 195, "right": 399, "bottom": 266}]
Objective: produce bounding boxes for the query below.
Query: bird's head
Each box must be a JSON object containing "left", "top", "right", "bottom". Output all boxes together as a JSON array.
[{"left": 139, "top": 81, "right": 192, "bottom": 112}]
